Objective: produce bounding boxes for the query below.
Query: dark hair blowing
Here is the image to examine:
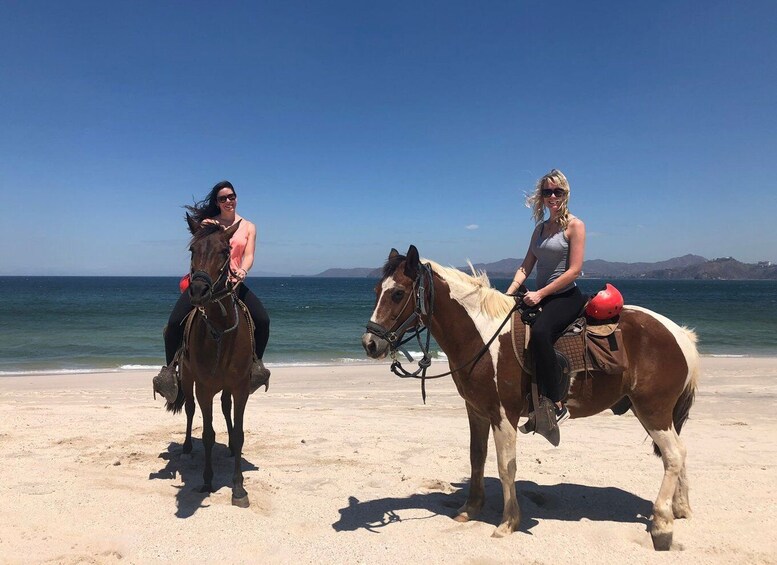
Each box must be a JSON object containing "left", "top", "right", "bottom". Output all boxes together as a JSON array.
[{"left": 185, "top": 180, "right": 236, "bottom": 223}]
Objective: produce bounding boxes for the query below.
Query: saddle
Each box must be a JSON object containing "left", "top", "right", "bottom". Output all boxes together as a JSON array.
[
  {"left": 174, "top": 297, "right": 255, "bottom": 369},
  {"left": 510, "top": 310, "right": 628, "bottom": 380}
]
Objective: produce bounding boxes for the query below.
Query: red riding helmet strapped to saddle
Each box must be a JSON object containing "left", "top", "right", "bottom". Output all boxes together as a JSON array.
[{"left": 586, "top": 283, "right": 624, "bottom": 320}]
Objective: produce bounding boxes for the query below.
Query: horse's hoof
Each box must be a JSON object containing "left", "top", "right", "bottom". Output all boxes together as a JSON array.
[
  {"left": 491, "top": 523, "right": 514, "bottom": 538},
  {"left": 232, "top": 495, "right": 250, "bottom": 508},
  {"left": 673, "top": 505, "right": 692, "bottom": 519},
  {"left": 651, "top": 531, "right": 673, "bottom": 551},
  {"left": 453, "top": 513, "right": 470, "bottom": 523},
  {"left": 199, "top": 484, "right": 213, "bottom": 494}
]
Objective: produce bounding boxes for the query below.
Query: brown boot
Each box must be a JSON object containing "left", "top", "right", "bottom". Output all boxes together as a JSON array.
[
  {"left": 152, "top": 364, "right": 179, "bottom": 403},
  {"left": 249, "top": 357, "right": 270, "bottom": 394}
]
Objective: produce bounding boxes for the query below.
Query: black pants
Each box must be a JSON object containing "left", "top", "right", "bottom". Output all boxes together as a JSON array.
[
  {"left": 164, "top": 284, "right": 270, "bottom": 365},
  {"left": 529, "top": 286, "right": 586, "bottom": 402}
]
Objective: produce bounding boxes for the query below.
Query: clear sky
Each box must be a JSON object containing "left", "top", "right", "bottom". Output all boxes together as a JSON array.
[{"left": 2, "top": 1, "right": 775, "bottom": 276}]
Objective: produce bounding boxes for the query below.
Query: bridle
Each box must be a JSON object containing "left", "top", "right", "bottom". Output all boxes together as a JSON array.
[
  {"left": 365, "top": 263, "right": 520, "bottom": 402},
  {"left": 189, "top": 251, "right": 243, "bottom": 367},
  {"left": 365, "top": 262, "right": 435, "bottom": 366}
]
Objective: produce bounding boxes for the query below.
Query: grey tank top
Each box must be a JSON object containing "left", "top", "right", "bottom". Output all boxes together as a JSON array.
[{"left": 531, "top": 222, "right": 575, "bottom": 294}]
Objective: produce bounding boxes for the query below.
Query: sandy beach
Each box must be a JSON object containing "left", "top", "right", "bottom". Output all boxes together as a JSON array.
[{"left": 0, "top": 357, "right": 775, "bottom": 564}]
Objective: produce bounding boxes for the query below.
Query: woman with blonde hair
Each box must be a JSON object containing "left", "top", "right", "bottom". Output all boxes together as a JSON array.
[{"left": 506, "top": 169, "right": 587, "bottom": 430}]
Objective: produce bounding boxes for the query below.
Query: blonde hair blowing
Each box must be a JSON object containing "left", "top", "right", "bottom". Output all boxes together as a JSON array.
[{"left": 525, "top": 169, "right": 571, "bottom": 229}]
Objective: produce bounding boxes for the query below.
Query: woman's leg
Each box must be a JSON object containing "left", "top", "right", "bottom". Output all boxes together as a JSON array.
[
  {"left": 165, "top": 292, "right": 195, "bottom": 365},
  {"left": 237, "top": 284, "right": 270, "bottom": 359},
  {"left": 154, "top": 292, "right": 194, "bottom": 402},
  {"left": 237, "top": 284, "right": 271, "bottom": 393},
  {"left": 529, "top": 287, "right": 586, "bottom": 402}
]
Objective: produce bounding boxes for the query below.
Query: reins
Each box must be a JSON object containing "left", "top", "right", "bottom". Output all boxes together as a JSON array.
[
  {"left": 366, "top": 263, "right": 522, "bottom": 402},
  {"left": 189, "top": 253, "right": 245, "bottom": 373}
]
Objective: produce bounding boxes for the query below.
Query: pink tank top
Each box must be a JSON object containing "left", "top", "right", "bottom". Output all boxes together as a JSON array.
[{"left": 229, "top": 220, "right": 250, "bottom": 272}]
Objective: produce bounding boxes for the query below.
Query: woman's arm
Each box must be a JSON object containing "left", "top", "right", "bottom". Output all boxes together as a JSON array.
[
  {"left": 523, "top": 218, "right": 586, "bottom": 305},
  {"left": 506, "top": 224, "right": 541, "bottom": 295},
  {"left": 236, "top": 223, "right": 257, "bottom": 280}
]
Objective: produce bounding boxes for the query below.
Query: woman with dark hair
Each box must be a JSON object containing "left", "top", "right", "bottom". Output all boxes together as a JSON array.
[{"left": 153, "top": 180, "right": 271, "bottom": 402}]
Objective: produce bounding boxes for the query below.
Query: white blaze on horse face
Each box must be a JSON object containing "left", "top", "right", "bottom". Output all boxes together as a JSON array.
[
  {"left": 623, "top": 305, "right": 699, "bottom": 390},
  {"left": 369, "top": 278, "right": 398, "bottom": 325}
]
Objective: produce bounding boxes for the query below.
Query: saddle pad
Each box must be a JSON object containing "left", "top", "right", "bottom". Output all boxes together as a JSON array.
[{"left": 510, "top": 311, "right": 588, "bottom": 376}]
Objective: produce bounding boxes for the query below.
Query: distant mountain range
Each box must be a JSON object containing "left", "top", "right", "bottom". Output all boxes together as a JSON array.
[{"left": 313, "top": 255, "right": 777, "bottom": 280}]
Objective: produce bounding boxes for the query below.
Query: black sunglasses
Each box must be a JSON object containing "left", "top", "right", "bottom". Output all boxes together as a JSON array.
[
  {"left": 217, "top": 193, "right": 237, "bottom": 203},
  {"left": 541, "top": 188, "right": 566, "bottom": 198}
]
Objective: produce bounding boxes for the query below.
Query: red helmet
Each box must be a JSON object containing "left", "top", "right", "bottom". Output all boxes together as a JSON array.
[
  {"left": 179, "top": 273, "right": 191, "bottom": 294},
  {"left": 586, "top": 283, "right": 624, "bottom": 320}
]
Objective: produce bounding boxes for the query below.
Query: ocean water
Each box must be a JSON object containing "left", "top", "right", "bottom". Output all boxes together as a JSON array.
[{"left": 0, "top": 276, "right": 775, "bottom": 375}]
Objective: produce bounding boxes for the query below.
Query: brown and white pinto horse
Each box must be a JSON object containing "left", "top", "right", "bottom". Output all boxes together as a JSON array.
[{"left": 361, "top": 246, "right": 700, "bottom": 550}]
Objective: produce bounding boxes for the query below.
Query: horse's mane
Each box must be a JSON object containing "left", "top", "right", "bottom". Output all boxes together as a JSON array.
[
  {"left": 380, "top": 253, "right": 514, "bottom": 319},
  {"left": 188, "top": 222, "right": 223, "bottom": 247},
  {"left": 423, "top": 260, "right": 515, "bottom": 319}
]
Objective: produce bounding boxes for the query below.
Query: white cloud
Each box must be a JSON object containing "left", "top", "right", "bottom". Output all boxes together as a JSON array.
[{"left": 465, "top": 224, "right": 479, "bottom": 231}]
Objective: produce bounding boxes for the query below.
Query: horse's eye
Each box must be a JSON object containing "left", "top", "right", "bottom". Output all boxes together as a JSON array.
[{"left": 391, "top": 289, "right": 405, "bottom": 302}]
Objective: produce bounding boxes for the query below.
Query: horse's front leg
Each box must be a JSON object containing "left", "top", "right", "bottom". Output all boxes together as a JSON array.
[
  {"left": 455, "top": 402, "right": 490, "bottom": 523},
  {"left": 195, "top": 387, "right": 216, "bottom": 493},
  {"left": 221, "top": 390, "right": 234, "bottom": 457},
  {"left": 182, "top": 377, "right": 195, "bottom": 454},
  {"left": 491, "top": 414, "right": 520, "bottom": 537},
  {"left": 230, "top": 389, "right": 250, "bottom": 508}
]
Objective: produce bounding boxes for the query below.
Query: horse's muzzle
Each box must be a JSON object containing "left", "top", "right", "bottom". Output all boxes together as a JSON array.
[
  {"left": 362, "top": 332, "right": 389, "bottom": 359},
  {"left": 189, "top": 270, "right": 213, "bottom": 306}
]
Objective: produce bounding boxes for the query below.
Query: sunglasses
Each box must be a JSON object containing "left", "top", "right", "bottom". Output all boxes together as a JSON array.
[
  {"left": 217, "top": 193, "right": 237, "bottom": 203},
  {"left": 541, "top": 188, "right": 566, "bottom": 198}
]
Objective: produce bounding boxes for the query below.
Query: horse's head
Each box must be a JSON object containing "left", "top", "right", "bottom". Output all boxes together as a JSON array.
[
  {"left": 361, "top": 244, "right": 424, "bottom": 359},
  {"left": 186, "top": 214, "right": 241, "bottom": 307}
]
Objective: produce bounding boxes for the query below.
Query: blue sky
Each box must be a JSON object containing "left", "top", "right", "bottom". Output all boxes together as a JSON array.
[{"left": 2, "top": 1, "right": 775, "bottom": 276}]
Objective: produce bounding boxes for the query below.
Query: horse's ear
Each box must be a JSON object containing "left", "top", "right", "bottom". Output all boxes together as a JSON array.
[
  {"left": 223, "top": 219, "right": 242, "bottom": 240},
  {"left": 186, "top": 213, "right": 200, "bottom": 235},
  {"left": 404, "top": 245, "right": 420, "bottom": 279},
  {"left": 388, "top": 248, "right": 399, "bottom": 261}
]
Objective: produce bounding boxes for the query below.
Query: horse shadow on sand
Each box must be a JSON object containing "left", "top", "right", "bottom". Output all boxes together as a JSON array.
[
  {"left": 149, "top": 439, "right": 259, "bottom": 519},
  {"left": 333, "top": 478, "right": 652, "bottom": 534}
]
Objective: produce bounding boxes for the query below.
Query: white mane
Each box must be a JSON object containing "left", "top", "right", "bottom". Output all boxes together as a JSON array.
[{"left": 423, "top": 259, "right": 515, "bottom": 319}]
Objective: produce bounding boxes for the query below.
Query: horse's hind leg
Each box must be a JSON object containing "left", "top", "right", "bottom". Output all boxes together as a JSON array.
[
  {"left": 672, "top": 438, "right": 691, "bottom": 519},
  {"left": 633, "top": 397, "right": 686, "bottom": 551},
  {"left": 455, "top": 402, "right": 490, "bottom": 523},
  {"left": 644, "top": 425, "right": 686, "bottom": 550},
  {"left": 182, "top": 378, "right": 196, "bottom": 454},
  {"left": 195, "top": 387, "right": 216, "bottom": 493},
  {"left": 221, "top": 390, "right": 235, "bottom": 457},
  {"left": 230, "top": 390, "right": 250, "bottom": 508}
]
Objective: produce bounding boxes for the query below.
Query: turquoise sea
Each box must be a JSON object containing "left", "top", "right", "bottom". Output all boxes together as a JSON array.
[{"left": 0, "top": 276, "right": 775, "bottom": 374}]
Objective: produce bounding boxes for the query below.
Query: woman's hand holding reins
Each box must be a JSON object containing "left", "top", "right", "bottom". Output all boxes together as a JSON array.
[{"left": 522, "top": 289, "right": 545, "bottom": 307}]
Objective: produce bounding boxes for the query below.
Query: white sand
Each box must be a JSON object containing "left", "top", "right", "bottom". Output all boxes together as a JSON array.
[{"left": 0, "top": 357, "right": 775, "bottom": 564}]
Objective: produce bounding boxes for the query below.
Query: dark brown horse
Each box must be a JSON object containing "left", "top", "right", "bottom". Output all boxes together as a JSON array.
[
  {"left": 362, "top": 246, "right": 700, "bottom": 550},
  {"left": 166, "top": 216, "right": 254, "bottom": 507}
]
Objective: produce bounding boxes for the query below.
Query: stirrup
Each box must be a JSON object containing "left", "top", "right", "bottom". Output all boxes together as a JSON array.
[
  {"left": 519, "top": 396, "right": 561, "bottom": 446},
  {"left": 153, "top": 364, "right": 179, "bottom": 403},
  {"left": 249, "top": 357, "right": 271, "bottom": 394}
]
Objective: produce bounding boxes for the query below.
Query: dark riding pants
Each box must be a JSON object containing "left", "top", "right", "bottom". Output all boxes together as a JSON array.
[
  {"left": 164, "top": 284, "right": 270, "bottom": 365},
  {"left": 529, "top": 286, "right": 586, "bottom": 402}
]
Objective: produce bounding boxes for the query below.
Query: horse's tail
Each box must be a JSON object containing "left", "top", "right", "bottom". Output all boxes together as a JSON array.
[
  {"left": 654, "top": 326, "right": 700, "bottom": 456},
  {"left": 165, "top": 385, "right": 185, "bottom": 414}
]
